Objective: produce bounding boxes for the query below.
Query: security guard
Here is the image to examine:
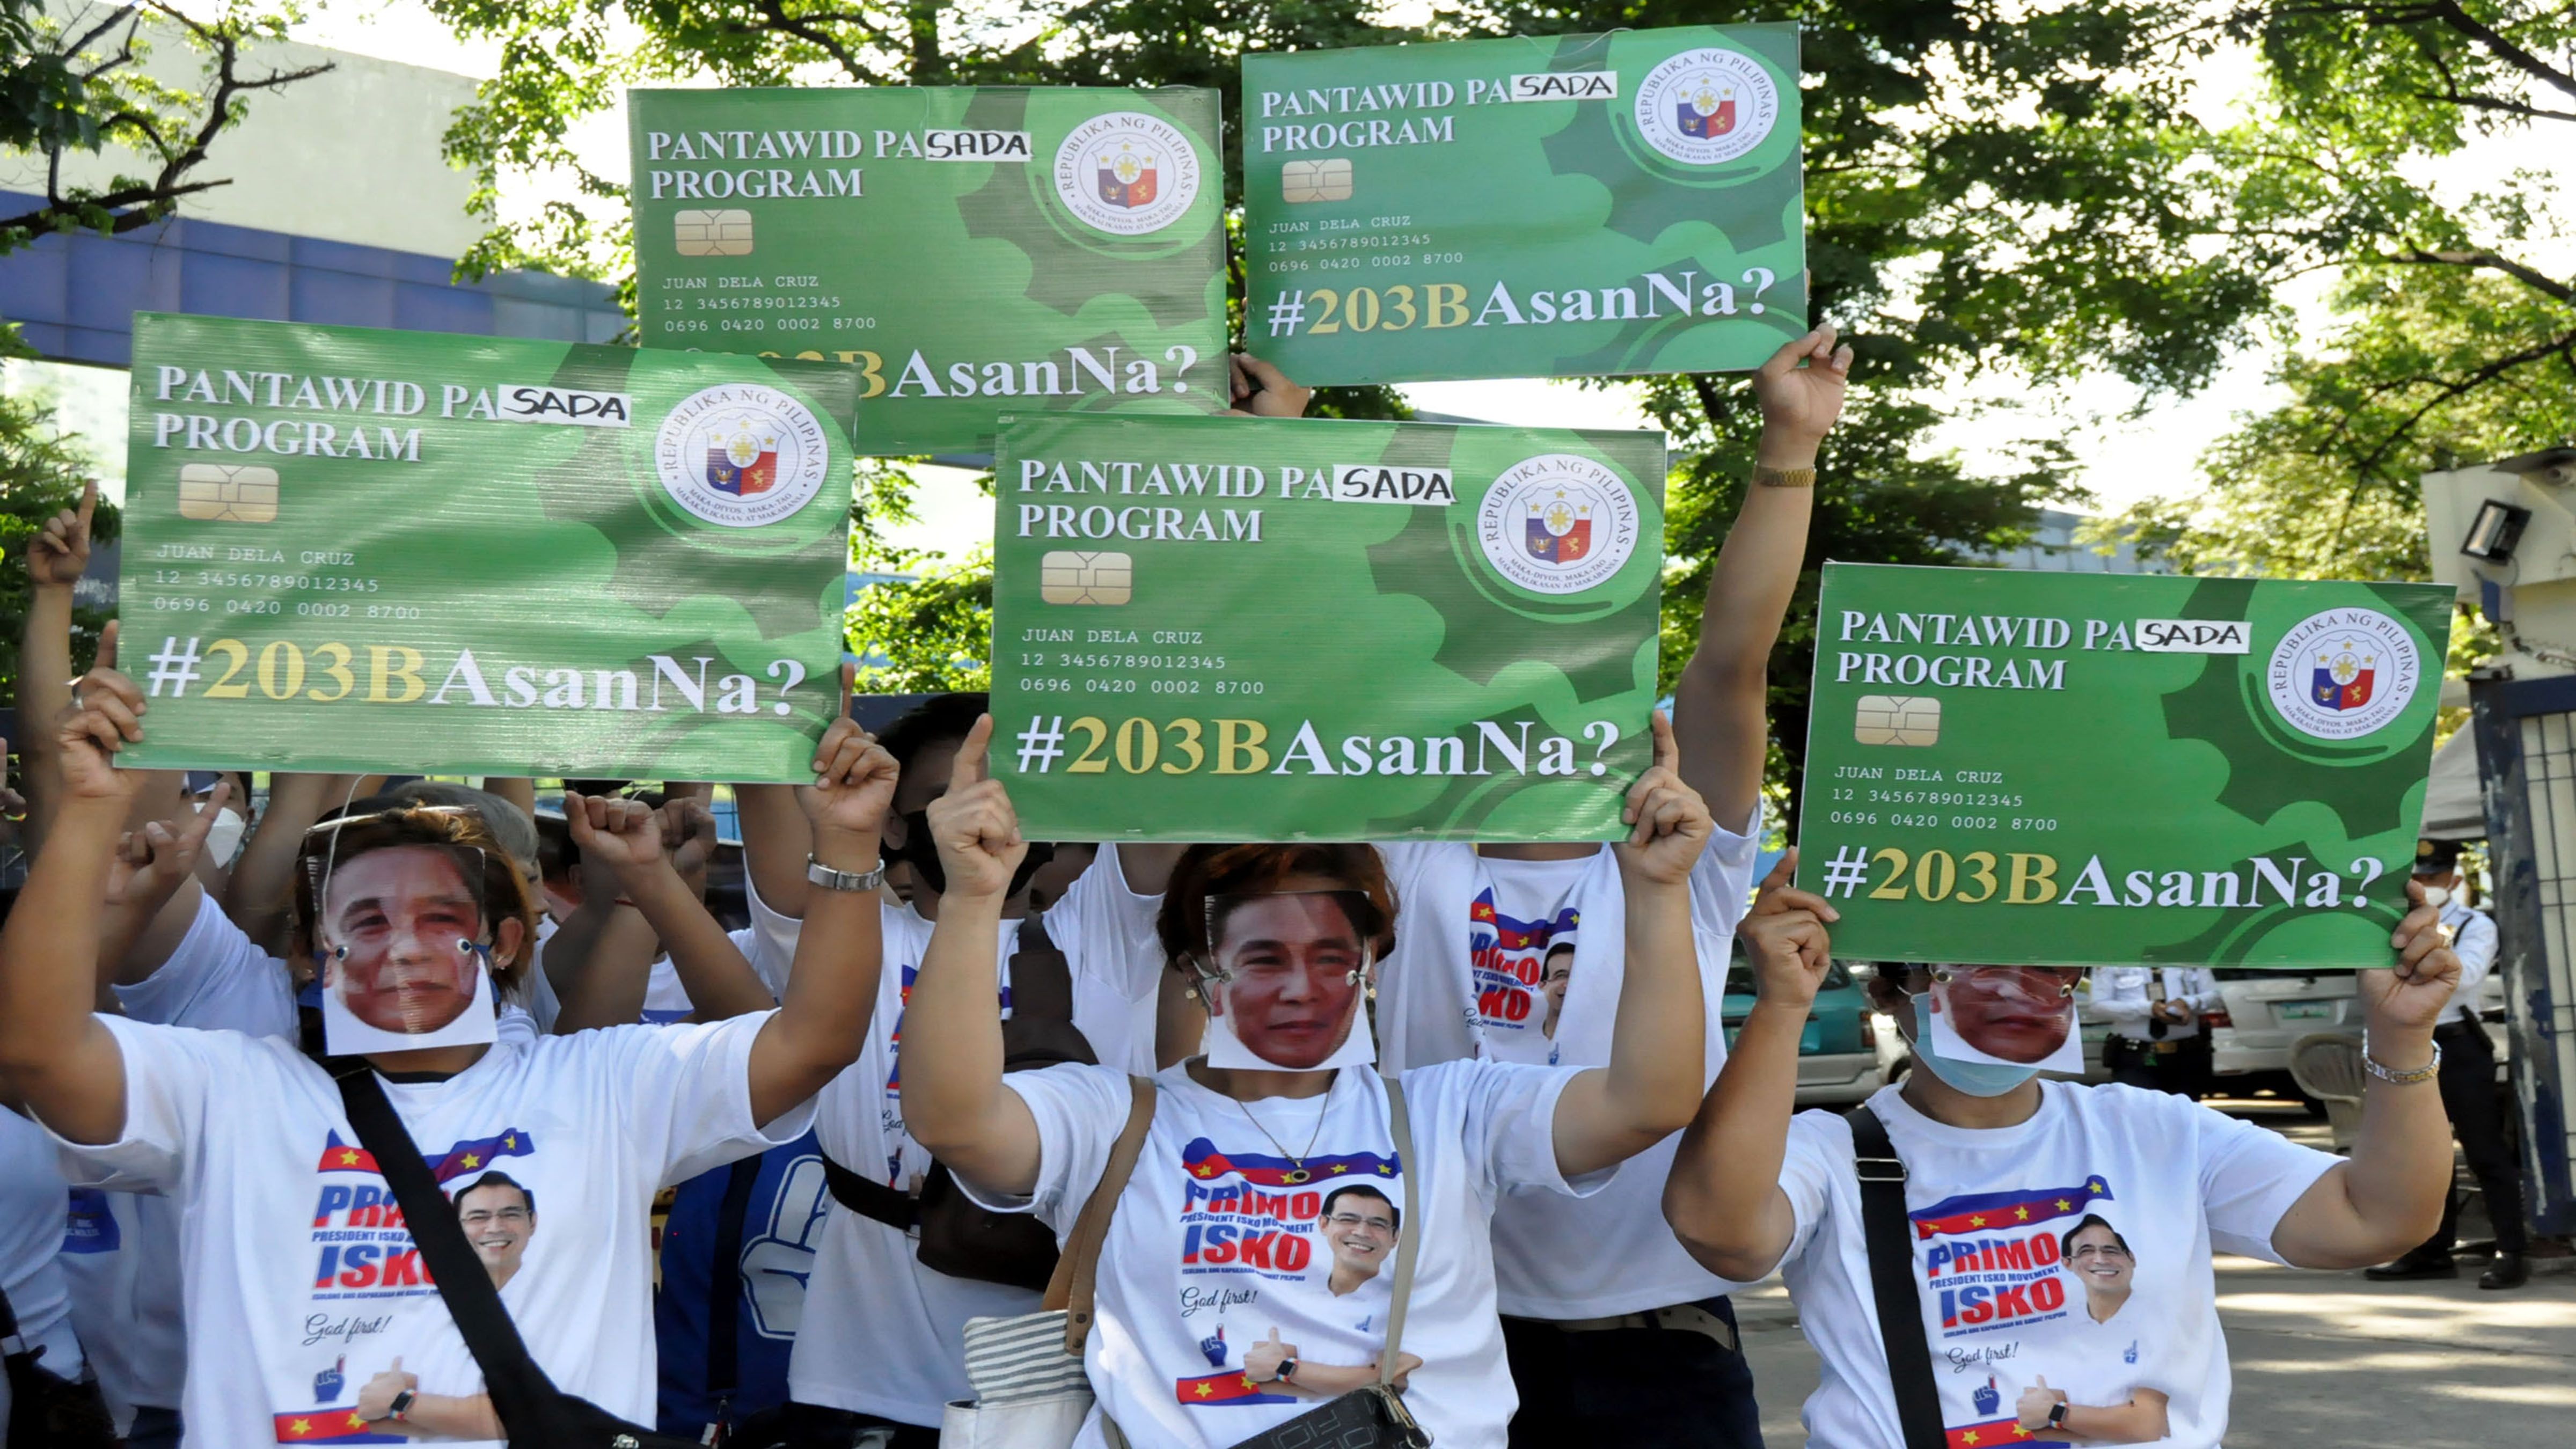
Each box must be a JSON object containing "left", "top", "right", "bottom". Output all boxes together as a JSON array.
[
  {"left": 2368, "top": 840, "right": 2527, "bottom": 1288},
  {"left": 2094, "top": 965, "right": 2223, "bottom": 1097}
]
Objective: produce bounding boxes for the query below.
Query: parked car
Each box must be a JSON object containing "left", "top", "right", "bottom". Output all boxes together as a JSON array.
[
  {"left": 1723, "top": 953, "right": 1881, "bottom": 1106},
  {"left": 2210, "top": 965, "right": 2507, "bottom": 1087}
]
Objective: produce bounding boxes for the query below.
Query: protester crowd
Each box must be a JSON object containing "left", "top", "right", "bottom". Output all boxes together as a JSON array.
[{"left": 0, "top": 334, "right": 2472, "bottom": 1449}]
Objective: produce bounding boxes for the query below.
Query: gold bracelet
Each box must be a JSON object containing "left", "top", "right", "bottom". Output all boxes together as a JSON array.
[{"left": 1752, "top": 464, "right": 1816, "bottom": 489}]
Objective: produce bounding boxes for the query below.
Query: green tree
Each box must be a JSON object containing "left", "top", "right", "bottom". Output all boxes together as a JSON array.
[
  {"left": 0, "top": 394, "right": 118, "bottom": 705},
  {"left": 2104, "top": 1, "right": 2576, "bottom": 579}
]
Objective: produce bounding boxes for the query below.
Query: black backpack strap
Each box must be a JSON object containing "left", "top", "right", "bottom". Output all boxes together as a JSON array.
[
  {"left": 819, "top": 1150, "right": 918, "bottom": 1230},
  {"left": 703, "top": 1155, "right": 763, "bottom": 1422},
  {"left": 1844, "top": 1104, "right": 1946, "bottom": 1449},
  {"left": 1008, "top": 910, "right": 1076, "bottom": 1024},
  {"left": 330, "top": 1059, "right": 578, "bottom": 1444}
]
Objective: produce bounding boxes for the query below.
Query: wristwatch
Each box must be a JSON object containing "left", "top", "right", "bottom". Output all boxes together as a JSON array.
[
  {"left": 1275, "top": 1358, "right": 1299, "bottom": 1383},
  {"left": 806, "top": 854, "right": 888, "bottom": 892},
  {"left": 1752, "top": 463, "right": 1816, "bottom": 488},
  {"left": 2047, "top": 1401, "right": 2068, "bottom": 1429},
  {"left": 387, "top": 1388, "right": 416, "bottom": 1423}
]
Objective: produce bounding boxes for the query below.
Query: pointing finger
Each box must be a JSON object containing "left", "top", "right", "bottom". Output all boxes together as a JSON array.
[
  {"left": 839, "top": 660, "right": 856, "bottom": 715},
  {"left": 1758, "top": 847, "right": 1798, "bottom": 893},
  {"left": 1648, "top": 708, "right": 1678, "bottom": 774},
  {"left": 76, "top": 477, "right": 96, "bottom": 532},
  {"left": 97, "top": 617, "right": 119, "bottom": 672},
  {"left": 952, "top": 713, "right": 994, "bottom": 789}
]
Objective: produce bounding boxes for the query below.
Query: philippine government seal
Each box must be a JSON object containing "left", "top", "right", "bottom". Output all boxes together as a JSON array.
[
  {"left": 1477, "top": 454, "right": 1641, "bottom": 596},
  {"left": 1633, "top": 47, "right": 1780, "bottom": 166},
  {"left": 653, "top": 383, "right": 831, "bottom": 528},
  {"left": 1053, "top": 111, "right": 1201, "bottom": 236},
  {"left": 2265, "top": 606, "right": 2421, "bottom": 742}
]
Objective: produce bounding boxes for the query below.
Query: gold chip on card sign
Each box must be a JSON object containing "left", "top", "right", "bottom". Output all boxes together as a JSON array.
[
  {"left": 674, "top": 209, "right": 754, "bottom": 257},
  {"left": 1040, "top": 551, "right": 1132, "bottom": 605},
  {"left": 1283, "top": 158, "right": 1352, "bottom": 203},
  {"left": 1854, "top": 694, "right": 1940, "bottom": 747},
  {"left": 177, "top": 463, "right": 279, "bottom": 523}
]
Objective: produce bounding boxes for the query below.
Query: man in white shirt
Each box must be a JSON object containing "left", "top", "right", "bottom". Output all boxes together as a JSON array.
[
  {"left": 1374, "top": 324, "right": 1853, "bottom": 1448},
  {"left": 2366, "top": 839, "right": 2524, "bottom": 1289},
  {"left": 2092, "top": 966, "right": 2223, "bottom": 1098}
]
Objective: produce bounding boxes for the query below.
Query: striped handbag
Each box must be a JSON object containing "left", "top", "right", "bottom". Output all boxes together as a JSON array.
[{"left": 942, "top": 1077, "right": 1157, "bottom": 1449}]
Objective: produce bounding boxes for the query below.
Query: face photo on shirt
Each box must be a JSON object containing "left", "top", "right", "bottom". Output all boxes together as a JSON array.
[
  {"left": 1928, "top": 968, "right": 2084, "bottom": 1071},
  {"left": 317, "top": 843, "right": 503, "bottom": 1056},
  {"left": 1318, "top": 1183, "right": 1398, "bottom": 1298},
  {"left": 1199, "top": 891, "right": 1377, "bottom": 1072},
  {"left": 1539, "top": 944, "right": 1575, "bottom": 1041}
]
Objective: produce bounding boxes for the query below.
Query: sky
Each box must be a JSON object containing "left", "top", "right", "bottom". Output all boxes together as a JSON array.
[{"left": 261, "top": 0, "right": 2572, "bottom": 562}]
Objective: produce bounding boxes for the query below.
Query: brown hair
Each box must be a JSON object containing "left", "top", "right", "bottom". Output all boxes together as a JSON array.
[
  {"left": 1155, "top": 844, "right": 1396, "bottom": 974},
  {"left": 295, "top": 806, "right": 541, "bottom": 1002}
]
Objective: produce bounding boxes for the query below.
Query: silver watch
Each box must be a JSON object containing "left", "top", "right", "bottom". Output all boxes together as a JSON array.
[{"left": 806, "top": 854, "right": 887, "bottom": 892}]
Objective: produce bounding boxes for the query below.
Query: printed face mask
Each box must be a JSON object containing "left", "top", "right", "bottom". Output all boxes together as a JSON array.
[
  {"left": 316, "top": 843, "right": 502, "bottom": 1056},
  {"left": 1926, "top": 967, "right": 2085, "bottom": 1073},
  {"left": 1908, "top": 994, "right": 2043, "bottom": 1097},
  {"left": 1199, "top": 891, "right": 1378, "bottom": 1073}
]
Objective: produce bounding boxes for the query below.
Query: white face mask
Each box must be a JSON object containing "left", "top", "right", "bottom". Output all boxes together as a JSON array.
[{"left": 203, "top": 806, "right": 248, "bottom": 868}]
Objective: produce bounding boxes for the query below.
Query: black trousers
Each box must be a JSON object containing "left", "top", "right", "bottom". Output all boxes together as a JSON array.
[
  {"left": 2106, "top": 1034, "right": 2212, "bottom": 1099},
  {"left": 2415, "top": 1020, "right": 2528, "bottom": 1256},
  {"left": 1503, "top": 1296, "right": 1765, "bottom": 1449}
]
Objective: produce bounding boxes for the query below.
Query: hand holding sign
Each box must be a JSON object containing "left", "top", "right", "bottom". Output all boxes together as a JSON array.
[
  {"left": 57, "top": 621, "right": 145, "bottom": 800},
  {"left": 1752, "top": 325, "right": 1853, "bottom": 466},
  {"left": 927, "top": 715, "right": 1026, "bottom": 900},
  {"left": 1613, "top": 712, "right": 1713, "bottom": 883},
  {"left": 803, "top": 668, "right": 899, "bottom": 850},
  {"left": 2358, "top": 877, "right": 2464, "bottom": 1035}
]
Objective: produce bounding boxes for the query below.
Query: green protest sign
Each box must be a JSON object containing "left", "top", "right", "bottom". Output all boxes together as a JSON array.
[
  {"left": 1241, "top": 23, "right": 1804, "bottom": 387},
  {"left": 630, "top": 86, "right": 1229, "bottom": 457},
  {"left": 987, "top": 413, "right": 1665, "bottom": 841},
  {"left": 1794, "top": 564, "right": 2456, "bottom": 968},
  {"left": 118, "top": 312, "right": 857, "bottom": 781}
]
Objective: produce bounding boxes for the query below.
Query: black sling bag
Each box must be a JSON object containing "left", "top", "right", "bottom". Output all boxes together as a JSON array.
[
  {"left": 331, "top": 1059, "right": 698, "bottom": 1448},
  {"left": 1845, "top": 1103, "right": 1948, "bottom": 1449}
]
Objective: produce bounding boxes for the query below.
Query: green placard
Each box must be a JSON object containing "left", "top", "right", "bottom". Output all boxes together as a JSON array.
[
  {"left": 1793, "top": 564, "right": 2456, "bottom": 968},
  {"left": 118, "top": 312, "right": 856, "bottom": 780},
  {"left": 630, "top": 86, "right": 1230, "bottom": 456},
  {"left": 1241, "top": 24, "right": 1805, "bottom": 387},
  {"left": 988, "top": 413, "right": 1665, "bottom": 841}
]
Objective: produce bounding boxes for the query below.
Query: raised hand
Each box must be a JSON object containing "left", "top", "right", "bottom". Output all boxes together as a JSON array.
[
  {"left": 661, "top": 794, "right": 720, "bottom": 884},
  {"left": 106, "top": 779, "right": 229, "bottom": 910},
  {"left": 1738, "top": 850, "right": 1839, "bottom": 1011},
  {"left": 1612, "top": 712, "right": 1714, "bottom": 884},
  {"left": 1751, "top": 324, "right": 1854, "bottom": 465},
  {"left": 924, "top": 714, "right": 1026, "bottom": 900},
  {"left": 1227, "top": 355, "right": 1313, "bottom": 419},
  {"left": 54, "top": 620, "right": 144, "bottom": 801},
  {"left": 2358, "top": 877, "right": 2462, "bottom": 1034},
  {"left": 28, "top": 479, "right": 96, "bottom": 590},
  {"left": 563, "top": 791, "right": 666, "bottom": 875}
]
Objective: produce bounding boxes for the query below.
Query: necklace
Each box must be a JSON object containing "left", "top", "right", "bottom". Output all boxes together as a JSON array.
[{"left": 1234, "top": 1090, "right": 1332, "bottom": 1184}]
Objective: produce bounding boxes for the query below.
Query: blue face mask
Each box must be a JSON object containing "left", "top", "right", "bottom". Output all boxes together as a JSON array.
[{"left": 1909, "top": 994, "right": 2042, "bottom": 1097}]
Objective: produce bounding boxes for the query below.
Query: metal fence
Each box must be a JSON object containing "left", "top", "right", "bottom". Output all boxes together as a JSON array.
[{"left": 2470, "top": 671, "right": 2576, "bottom": 1235}]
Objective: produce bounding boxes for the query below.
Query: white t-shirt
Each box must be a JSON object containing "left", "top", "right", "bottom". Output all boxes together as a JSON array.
[
  {"left": 2437, "top": 901, "right": 2499, "bottom": 1026},
  {"left": 62, "top": 893, "right": 302, "bottom": 1423},
  {"left": 787, "top": 848, "right": 1166, "bottom": 1425},
  {"left": 640, "top": 921, "right": 795, "bottom": 1022},
  {"left": 965, "top": 1058, "right": 1598, "bottom": 1449},
  {"left": 1376, "top": 817, "right": 1761, "bottom": 1318},
  {"left": 42, "top": 1011, "right": 814, "bottom": 1449},
  {"left": 1, "top": 1109, "right": 87, "bottom": 1429},
  {"left": 1776, "top": 1082, "right": 2339, "bottom": 1449}
]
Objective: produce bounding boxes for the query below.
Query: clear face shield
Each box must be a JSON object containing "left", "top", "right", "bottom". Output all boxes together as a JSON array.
[{"left": 1194, "top": 890, "right": 1379, "bottom": 1073}]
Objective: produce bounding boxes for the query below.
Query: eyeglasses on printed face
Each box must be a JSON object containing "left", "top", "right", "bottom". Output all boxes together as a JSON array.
[
  {"left": 461, "top": 1205, "right": 531, "bottom": 1228},
  {"left": 2068, "top": 1242, "right": 2131, "bottom": 1262},
  {"left": 1324, "top": 1211, "right": 1395, "bottom": 1235}
]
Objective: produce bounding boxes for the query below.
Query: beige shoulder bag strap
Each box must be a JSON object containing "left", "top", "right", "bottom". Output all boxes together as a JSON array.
[
  {"left": 1044, "top": 1074, "right": 1158, "bottom": 1353},
  {"left": 1376, "top": 1071, "right": 1422, "bottom": 1392}
]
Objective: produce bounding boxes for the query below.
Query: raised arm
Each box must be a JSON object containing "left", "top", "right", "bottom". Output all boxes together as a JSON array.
[
  {"left": 0, "top": 632, "right": 147, "bottom": 1145},
  {"left": 898, "top": 715, "right": 1046, "bottom": 1197},
  {"left": 734, "top": 781, "right": 815, "bottom": 919},
  {"left": 98, "top": 779, "right": 231, "bottom": 985},
  {"left": 540, "top": 833, "right": 665, "bottom": 1033},
  {"left": 745, "top": 709, "right": 895, "bottom": 1125},
  {"left": 1672, "top": 327, "right": 1851, "bottom": 824},
  {"left": 560, "top": 792, "right": 773, "bottom": 1022},
  {"left": 1550, "top": 713, "right": 1713, "bottom": 1178},
  {"left": 17, "top": 482, "right": 95, "bottom": 853},
  {"left": 2270, "top": 881, "right": 2460, "bottom": 1268},
  {"left": 1663, "top": 851, "right": 1838, "bottom": 1282},
  {"left": 225, "top": 771, "right": 340, "bottom": 954}
]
